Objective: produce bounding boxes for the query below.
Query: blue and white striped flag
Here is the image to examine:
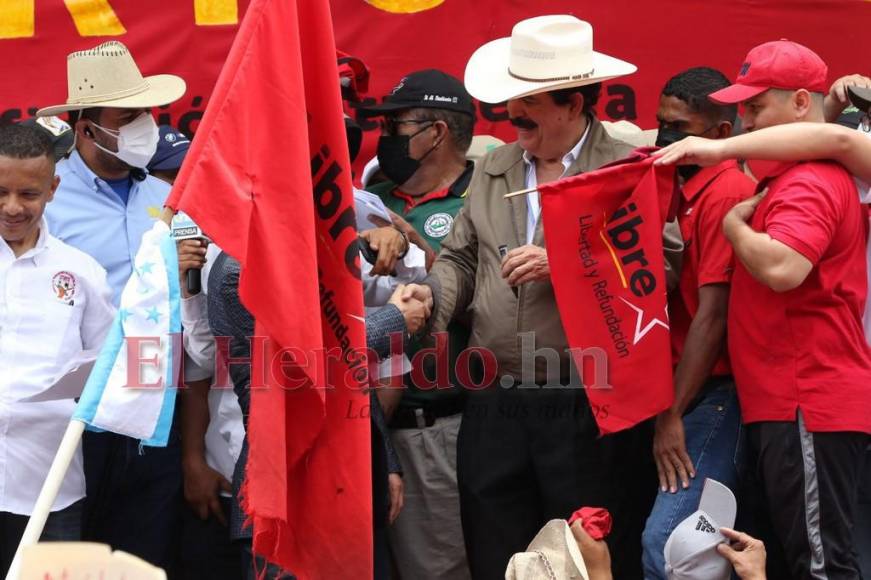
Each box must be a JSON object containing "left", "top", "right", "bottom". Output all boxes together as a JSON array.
[{"left": 73, "top": 221, "right": 181, "bottom": 446}]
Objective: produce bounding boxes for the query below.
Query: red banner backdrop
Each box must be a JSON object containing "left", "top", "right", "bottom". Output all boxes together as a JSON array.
[
  {"left": 334, "top": 0, "right": 871, "bottom": 169},
  {"left": 1, "top": 1, "right": 869, "bottom": 168}
]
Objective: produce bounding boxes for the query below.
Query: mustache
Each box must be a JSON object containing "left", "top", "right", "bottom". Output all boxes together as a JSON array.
[{"left": 510, "top": 117, "right": 538, "bottom": 130}]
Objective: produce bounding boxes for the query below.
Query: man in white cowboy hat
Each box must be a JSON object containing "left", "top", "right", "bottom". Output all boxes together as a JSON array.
[
  {"left": 36, "top": 40, "right": 187, "bottom": 572},
  {"left": 402, "top": 14, "right": 683, "bottom": 579}
]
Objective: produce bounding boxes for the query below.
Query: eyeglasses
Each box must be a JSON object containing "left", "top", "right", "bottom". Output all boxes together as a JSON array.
[{"left": 379, "top": 118, "right": 434, "bottom": 135}]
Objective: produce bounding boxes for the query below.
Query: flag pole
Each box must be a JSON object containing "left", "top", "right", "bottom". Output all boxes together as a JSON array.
[
  {"left": 160, "top": 206, "right": 175, "bottom": 226},
  {"left": 503, "top": 185, "right": 538, "bottom": 199},
  {"left": 5, "top": 420, "right": 87, "bottom": 580}
]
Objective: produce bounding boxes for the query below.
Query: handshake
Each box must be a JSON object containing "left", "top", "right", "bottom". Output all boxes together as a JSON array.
[{"left": 388, "top": 283, "right": 434, "bottom": 335}]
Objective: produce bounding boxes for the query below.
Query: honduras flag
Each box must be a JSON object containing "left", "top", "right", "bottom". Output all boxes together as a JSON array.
[{"left": 73, "top": 221, "right": 182, "bottom": 446}]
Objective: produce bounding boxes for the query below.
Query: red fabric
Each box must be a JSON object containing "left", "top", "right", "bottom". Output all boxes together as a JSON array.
[
  {"left": 392, "top": 186, "right": 450, "bottom": 211},
  {"left": 567, "top": 507, "right": 612, "bottom": 541},
  {"left": 166, "top": 0, "right": 372, "bottom": 577},
  {"left": 669, "top": 162, "right": 755, "bottom": 374},
  {"left": 539, "top": 155, "right": 675, "bottom": 435},
  {"left": 337, "top": 49, "right": 369, "bottom": 100},
  {"left": 729, "top": 161, "right": 871, "bottom": 433}
]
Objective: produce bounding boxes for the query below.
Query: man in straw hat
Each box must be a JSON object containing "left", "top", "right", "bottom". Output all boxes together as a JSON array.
[
  {"left": 36, "top": 41, "right": 187, "bottom": 571},
  {"left": 402, "top": 15, "right": 682, "bottom": 579}
]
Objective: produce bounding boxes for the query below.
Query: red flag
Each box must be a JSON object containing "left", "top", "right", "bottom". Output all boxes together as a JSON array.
[
  {"left": 539, "top": 154, "right": 675, "bottom": 435},
  {"left": 166, "top": 0, "right": 372, "bottom": 577}
]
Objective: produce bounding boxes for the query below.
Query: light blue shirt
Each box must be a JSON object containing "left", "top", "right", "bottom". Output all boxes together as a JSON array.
[{"left": 46, "top": 150, "right": 170, "bottom": 305}]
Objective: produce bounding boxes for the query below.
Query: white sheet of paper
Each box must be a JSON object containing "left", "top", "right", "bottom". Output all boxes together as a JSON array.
[
  {"left": 22, "top": 352, "right": 98, "bottom": 403},
  {"left": 354, "top": 188, "right": 393, "bottom": 231}
]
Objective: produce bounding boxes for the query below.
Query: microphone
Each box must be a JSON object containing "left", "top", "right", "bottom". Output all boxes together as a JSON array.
[{"left": 170, "top": 211, "right": 210, "bottom": 295}]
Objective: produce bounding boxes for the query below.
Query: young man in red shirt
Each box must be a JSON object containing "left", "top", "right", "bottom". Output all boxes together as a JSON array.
[
  {"left": 641, "top": 67, "right": 756, "bottom": 580},
  {"left": 711, "top": 41, "right": 871, "bottom": 579}
]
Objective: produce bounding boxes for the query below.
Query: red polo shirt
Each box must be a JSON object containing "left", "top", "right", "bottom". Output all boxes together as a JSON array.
[
  {"left": 670, "top": 161, "right": 755, "bottom": 375},
  {"left": 728, "top": 161, "right": 871, "bottom": 433}
]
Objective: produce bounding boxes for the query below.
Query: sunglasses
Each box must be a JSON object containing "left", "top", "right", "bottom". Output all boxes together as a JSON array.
[{"left": 379, "top": 118, "right": 434, "bottom": 135}]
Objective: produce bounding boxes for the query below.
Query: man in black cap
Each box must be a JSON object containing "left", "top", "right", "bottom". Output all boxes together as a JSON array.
[
  {"left": 359, "top": 69, "right": 475, "bottom": 580},
  {"left": 147, "top": 125, "right": 191, "bottom": 184}
]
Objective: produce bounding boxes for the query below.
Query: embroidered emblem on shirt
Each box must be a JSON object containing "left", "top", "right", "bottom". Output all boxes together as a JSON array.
[
  {"left": 52, "top": 271, "right": 77, "bottom": 306},
  {"left": 146, "top": 205, "right": 162, "bottom": 219},
  {"left": 423, "top": 212, "right": 454, "bottom": 238}
]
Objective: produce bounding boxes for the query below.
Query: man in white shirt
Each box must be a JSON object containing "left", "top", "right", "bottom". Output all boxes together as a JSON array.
[{"left": 0, "top": 124, "right": 114, "bottom": 576}]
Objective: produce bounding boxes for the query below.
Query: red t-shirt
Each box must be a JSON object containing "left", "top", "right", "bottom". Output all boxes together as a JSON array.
[
  {"left": 728, "top": 161, "right": 871, "bottom": 433},
  {"left": 670, "top": 161, "right": 755, "bottom": 375}
]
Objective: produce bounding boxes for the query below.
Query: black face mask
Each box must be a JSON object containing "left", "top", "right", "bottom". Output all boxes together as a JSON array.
[
  {"left": 376, "top": 123, "right": 435, "bottom": 186},
  {"left": 655, "top": 127, "right": 702, "bottom": 180}
]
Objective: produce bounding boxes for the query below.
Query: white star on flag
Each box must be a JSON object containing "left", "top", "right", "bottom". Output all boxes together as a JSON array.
[{"left": 619, "top": 297, "right": 670, "bottom": 345}]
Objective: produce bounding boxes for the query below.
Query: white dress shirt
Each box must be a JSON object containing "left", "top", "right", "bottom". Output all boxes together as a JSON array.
[
  {"left": 361, "top": 244, "right": 427, "bottom": 379},
  {"left": 0, "top": 220, "right": 114, "bottom": 515},
  {"left": 521, "top": 124, "right": 591, "bottom": 244}
]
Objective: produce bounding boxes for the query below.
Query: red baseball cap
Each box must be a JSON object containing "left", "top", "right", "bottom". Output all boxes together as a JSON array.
[{"left": 709, "top": 40, "right": 828, "bottom": 104}]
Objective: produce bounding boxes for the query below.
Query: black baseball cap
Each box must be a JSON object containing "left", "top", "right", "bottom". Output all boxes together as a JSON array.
[
  {"left": 359, "top": 69, "right": 475, "bottom": 117},
  {"left": 148, "top": 125, "right": 191, "bottom": 172}
]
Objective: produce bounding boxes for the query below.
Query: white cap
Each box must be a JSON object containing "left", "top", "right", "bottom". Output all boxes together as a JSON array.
[{"left": 663, "top": 479, "right": 737, "bottom": 580}]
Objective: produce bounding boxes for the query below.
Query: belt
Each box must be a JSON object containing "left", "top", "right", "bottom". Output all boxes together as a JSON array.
[{"left": 389, "top": 397, "right": 464, "bottom": 429}]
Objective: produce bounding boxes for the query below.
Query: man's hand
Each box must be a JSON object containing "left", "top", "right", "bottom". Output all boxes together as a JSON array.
[
  {"left": 717, "top": 528, "right": 767, "bottom": 580},
  {"left": 501, "top": 244, "right": 550, "bottom": 286},
  {"left": 182, "top": 459, "right": 232, "bottom": 525},
  {"left": 400, "top": 283, "right": 434, "bottom": 311},
  {"left": 653, "top": 136, "right": 728, "bottom": 168},
  {"left": 177, "top": 239, "right": 208, "bottom": 298},
  {"left": 389, "top": 284, "right": 430, "bottom": 334},
  {"left": 370, "top": 211, "right": 437, "bottom": 271},
  {"left": 388, "top": 473, "right": 404, "bottom": 524},
  {"left": 360, "top": 226, "right": 408, "bottom": 276},
  {"left": 653, "top": 410, "right": 695, "bottom": 493},
  {"left": 570, "top": 519, "right": 612, "bottom": 580},
  {"left": 825, "top": 74, "right": 871, "bottom": 122},
  {"left": 724, "top": 193, "right": 764, "bottom": 232}
]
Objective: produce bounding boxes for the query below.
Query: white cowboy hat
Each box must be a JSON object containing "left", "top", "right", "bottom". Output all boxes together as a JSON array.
[
  {"left": 465, "top": 15, "right": 636, "bottom": 104},
  {"left": 505, "top": 520, "right": 589, "bottom": 580},
  {"left": 601, "top": 120, "right": 657, "bottom": 148},
  {"left": 37, "top": 41, "right": 185, "bottom": 117}
]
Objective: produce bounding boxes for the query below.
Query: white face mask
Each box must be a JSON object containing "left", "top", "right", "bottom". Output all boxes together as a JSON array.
[{"left": 91, "top": 112, "right": 159, "bottom": 168}]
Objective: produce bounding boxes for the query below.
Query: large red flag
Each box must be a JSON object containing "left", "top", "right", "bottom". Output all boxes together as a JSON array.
[
  {"left": 539, "top": 154, "right": 676, "bottom": 435},
  {"left": 165, "top": 0, "right": 372, "bottom": 577}
]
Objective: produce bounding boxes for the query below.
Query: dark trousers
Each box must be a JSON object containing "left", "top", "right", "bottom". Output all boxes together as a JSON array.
[
  {"left": 0, "top": 500, "right": 83, "bottom": 578},
  {"left": 742, "top": 413, "right": 869, "bottom": 580},
  {"left": 856, "top": 447, "right": 871, "bottom": 578},
  {"left": 82, "top": 430, "right": 182, "bottom": 573},
  {"left": 457, "top": 386, "right": 656, "bottom": 580},
  {"left": 180, "top": 497, "right": 243, "bottom": 580}
]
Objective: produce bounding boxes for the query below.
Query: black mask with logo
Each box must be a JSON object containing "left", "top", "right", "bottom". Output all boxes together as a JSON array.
[
  {"left": 376, "top": 123, "right": 437, "bottom": 186},
  {"left": 655, "top": 127, "right": 703, "bottom": 180}
]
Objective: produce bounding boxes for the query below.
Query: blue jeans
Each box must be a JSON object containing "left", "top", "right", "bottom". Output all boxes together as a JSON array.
[{"left": 641, "top": 378, "right": 744, "bottom": 580}]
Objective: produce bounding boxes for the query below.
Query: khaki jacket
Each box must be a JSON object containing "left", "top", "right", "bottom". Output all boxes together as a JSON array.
[{"left": 429, "top": 116, "right": 682, "bottom": 383}]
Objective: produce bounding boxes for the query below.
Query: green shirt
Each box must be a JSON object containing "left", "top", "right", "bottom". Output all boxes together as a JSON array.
[{"left": 367, "top": 164, "right": 473, "bottom": 409}]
